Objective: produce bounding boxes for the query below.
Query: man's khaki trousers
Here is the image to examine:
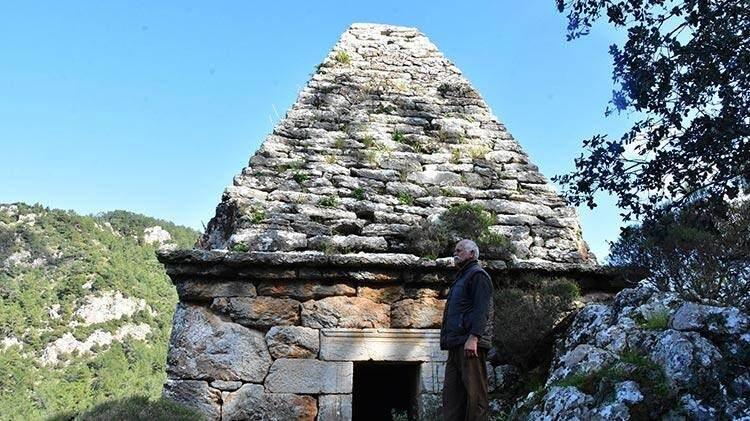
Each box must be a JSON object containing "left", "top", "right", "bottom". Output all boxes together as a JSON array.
[{"left": 442, "top": 347, "right": 489, "bottom": 421}]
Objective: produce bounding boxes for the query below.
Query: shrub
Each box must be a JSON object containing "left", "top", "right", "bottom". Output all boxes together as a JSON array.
[
  {"left": 292, "top": 171, "right": 309, "bottom": 184},
  {"left": 397, "top": 192, "right": 414, "bottom": 206},
  {"left": 492, "top": 276, "right": 580, "bottom": 369},
  {"left": 71, "top": 396, "right": 204, "bottom": 421},
  {"left": 353, "top": 187, "right": 365, "bottom": 201},
  {"left": 391, "top": 130, "right": 405, "bottom": 143},
  {"left": 608, "top": 200, "right": 750, "bottom": 311},
  {"left": 639, "top": 309, "right": 670, "bottom": 330}
]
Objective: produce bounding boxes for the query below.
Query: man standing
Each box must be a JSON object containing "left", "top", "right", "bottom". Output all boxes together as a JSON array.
[{"left": 440, "top": 239, "right": 494, "bottom": 421}]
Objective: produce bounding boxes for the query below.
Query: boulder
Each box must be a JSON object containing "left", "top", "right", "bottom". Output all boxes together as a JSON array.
[
  {"left": 162, "top": 379, "right": 221, "bottom": 421},
  {"left": 166, "top": 303, "right": 271, "bottom": 382}
]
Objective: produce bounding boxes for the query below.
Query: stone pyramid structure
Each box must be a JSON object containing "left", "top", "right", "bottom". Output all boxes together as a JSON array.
[
  {"left": 157, "top": 24, "right": 615, "bottom": 420},
  {"left": 199, "top": 23, "right": 593, "bottom": 267}
]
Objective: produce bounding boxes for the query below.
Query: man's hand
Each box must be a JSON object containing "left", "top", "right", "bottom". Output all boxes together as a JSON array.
[{"left": 464, "top": 335, "right": 478, "bottom": 358}]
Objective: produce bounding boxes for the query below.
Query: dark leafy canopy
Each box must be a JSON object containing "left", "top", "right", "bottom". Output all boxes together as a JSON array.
[
  {"left": 608, "top": 200, "right": 750, "bottom": 311},
  {"left": 554, "top": 0, "right": 750, "bottom": 221}
]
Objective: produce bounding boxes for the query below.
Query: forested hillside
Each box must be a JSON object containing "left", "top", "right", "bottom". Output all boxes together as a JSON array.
[{"left": 0, "top": 203, "right": 200, "bottom": 419}]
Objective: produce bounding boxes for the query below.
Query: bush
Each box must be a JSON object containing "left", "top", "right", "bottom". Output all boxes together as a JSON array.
[
  {"left": 609, "top": 200, "right": 750, "bottom": 311},
  {"left": 67, "top": 396, "right": 204, "bottom": 421},
  {"left": 404, "top": 203, "right": 514, "bottom": 259},
  {"left": 492, "top": 276, "right": 580, "bottom": 370}
]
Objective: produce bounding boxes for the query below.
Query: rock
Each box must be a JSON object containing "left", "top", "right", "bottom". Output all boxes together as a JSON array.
[
  {"left": 258, "top": 282, "right": 356, "bottom": 300},
  {"left": 528, "top": 386, "right": 594, "bottom": 420},
  {"left": 265, "top": 326, "right": 320, "bottom": 359},
  {"left": 391, "top": 297, "right": 445, "bottom": 328},
  {"left": 671, "top": 301, "right": 750, "bottom": 337},
  {"left": 166, "top": 303, "right": 272, "bottom": 382},
  {"left": 614, "top": 380, "right": 643, "bottom": 405},
  {"left": 143, "top": 226, "right": 171, "bottom": 245},
  {"left": 547, "top": 344, "right": 616, "bottom": 385},
  {"left": 162, "top": 379, "right": 221, "bottom": 421},
  {"left": 229, "top": 228, "right": 308, "bottom": 252},
  {"left": 176, "top": 280, "right": 256, "bottom": 300},
  {"left": 318, "top": 394, "right": 353, "bottom": 421},
  {"left": 70, "top": 291, "right": 149, "bottom": 326},
  {"left": 211, "top": 296, "right": 300, "bottom": 328},
  {"left": 300, "top": 296, "right": 390, "bottom": 328},
  {"left": 222, "top": 383, "right": 317, "bottom": 421},
  {"left": 357, "top": 285, "right": 405, "bottom": 304},
  {"left": 265, "top": 359, "right": 353, "bottom": 393},
  {"left": 209, "top": 380, "right": 242, "bottom": 391},
  {"left": 650, "top": 330, "right": 722, "bottom": 392}
]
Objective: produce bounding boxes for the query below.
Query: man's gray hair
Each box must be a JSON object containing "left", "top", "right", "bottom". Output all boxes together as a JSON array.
[{"left": 460, "top": 239, "right": 480, "bottom": 259}]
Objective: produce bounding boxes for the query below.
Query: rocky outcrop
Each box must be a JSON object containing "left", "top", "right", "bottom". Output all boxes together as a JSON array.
[{"left": 519, "top": 285, "right": 750, "bottom": 420}]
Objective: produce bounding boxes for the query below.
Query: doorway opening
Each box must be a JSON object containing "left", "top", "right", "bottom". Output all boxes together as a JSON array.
[{"left": 352, "top": 361, "right": 421, "bottom": 421}]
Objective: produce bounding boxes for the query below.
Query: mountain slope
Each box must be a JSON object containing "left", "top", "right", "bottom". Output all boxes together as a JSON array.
[{"left": 0, "top": 203, "right": 199, "bottom": 420}]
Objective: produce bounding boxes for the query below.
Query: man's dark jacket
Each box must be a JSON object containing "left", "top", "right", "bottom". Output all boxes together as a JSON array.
[{"left": 440, "top": 259, "right": 494, "bottom": 350}]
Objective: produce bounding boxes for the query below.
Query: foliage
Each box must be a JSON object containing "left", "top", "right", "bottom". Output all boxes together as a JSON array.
[
  {"left": 492, "top": 275, "right": 580, "bottom": 370},
  {"left": 353, "top": 187, "right": 366, "bottom": 201},
  {"left": 608, "top": 200, "right": 750, "bottom": 311},
  {"left": 397, "top": 192, "right": 414, "bottom": 206},
  {"left": 639, "top": 309, "right": 670, "bottom": 330},
  {"left": 63, "top": 395, "right": 204, "bottom": 421},
  {"left": 405, "top": 203, "right": 514, "bottom": 259},
  {"left": 318, "top": 195, "right": 339, "bottom": 208},
  {"left": 334, "top": 50, "right": 351, "bottom": 64},
  {"left": 0, "top": 203, "right": 200, "bottom": 419},
  {"left": 292, "top": 170, "right": 309, "bottom": 184},
  {"left": 391, "top": 130, "right": 405, "bottom": 143},
  {"left": 230, "top": 243, "right": 250, "bottom": 252},
  {"left": 554, "top": 0, "right": 750, "bottom": 221}
]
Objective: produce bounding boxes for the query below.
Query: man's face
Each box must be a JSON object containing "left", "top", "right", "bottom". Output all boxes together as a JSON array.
[{"left": 453, "top": 241, "right": 474, "bottom": 265}]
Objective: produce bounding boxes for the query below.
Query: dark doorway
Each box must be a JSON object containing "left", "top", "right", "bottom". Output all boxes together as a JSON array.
[{"left": 352, "top": 361, "right": 420, "bottom": 421}]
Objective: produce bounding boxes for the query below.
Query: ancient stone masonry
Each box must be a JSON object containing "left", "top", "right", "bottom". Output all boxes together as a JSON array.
[{"left": 158, "top": 23, "right": 613, "bottom": 420}]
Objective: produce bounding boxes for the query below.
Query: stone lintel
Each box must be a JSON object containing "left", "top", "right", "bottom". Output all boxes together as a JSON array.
[
  {"left": 265, "top": 359, "right": 353, "bottom": 394},
  {"left": 318, "top": 394, "right": 353, "bottom": 421},
  {"left": 320, "top": 328, "right": 447, "bottom": 362}
]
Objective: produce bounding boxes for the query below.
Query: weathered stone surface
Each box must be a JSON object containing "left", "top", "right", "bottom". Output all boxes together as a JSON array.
[
  {"left": 301, "top": 296, "right": 390, "bottom": 328},
  {"left": 391, "top": 297, "right": 445, "bottom": 328},
  {"left": 258, "top": 281, "right": 356, "bottom": 300},
  {"left": 211, "top": 296, "right": 300, "bottom": 328},
  {"left": 420, "top": 361, "right": 445, "bottom": 393},
  {"left": 229, "top": 228, "right": 308, "bottom": 252},
  {"left": 320, "top": 328, "right": 447, "bottom": 361},
  {"left": 166, "top": 304, "right": 271, "bottom": 382},
  {"left": 222, "top": 383, "right": 317, "bottom": 421},
  {"left": 357, "top": 285, "right": 405, "bottom": 304},
  {"left": 265, "top": 326, "right": 320, "bottom": 359},
  {"left": 175, "top": 280, "right": 256, "bottom": 300},
  {"left": 265, "top": 359, "right": 353, "bottom": 393},
  {"left": 163, "top": 379, "right": 221, "bottom": 421},
  {"left": 209, "top": 380, "right": 242, "bottom": 391},
  {"left": 318, "top": 394, "right": 353, "bottom": 421}
]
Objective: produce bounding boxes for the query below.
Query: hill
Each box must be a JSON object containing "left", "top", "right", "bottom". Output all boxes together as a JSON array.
[{"left": 0, "top": 203, "right": 200, "bottom": 419}]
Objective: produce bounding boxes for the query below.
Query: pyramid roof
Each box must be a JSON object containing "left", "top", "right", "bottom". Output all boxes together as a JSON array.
[{"left": 199, "top": 23, "right": 595, "bottom": 268}]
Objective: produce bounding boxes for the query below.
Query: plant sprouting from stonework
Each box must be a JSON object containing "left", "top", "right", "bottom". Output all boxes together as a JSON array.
[
  {"left": 318, "top": 195, "right": 339, "bottom": 208},
  {"left": 397, "top": 192, "right": 414, "bottom": 205},
  {"left": 247, "top": 207, "right": 266, "bottom": 224},
  {"left": 392, "top": 130, "right": 405, "bottom": 143},
  {"left": 364, "top": 150, "right": 379, "bottom": 166},
  {"left": 334, "top": 50, "right": 351, "bottom": 64},
  {"left": 450, "top": 148, "right": 462, "bottom": 164},
  {"left": 361, "top": 133, "right": 376, "bottom": 148},
  {"left": 469, "top": 145, "right": 490, "bottom": 160},
  {"left": 334, "top": 136, "right": 347, "bottom": 149},
  {"left": 293, "top": 171, "right": 309, "bottom": 184},
  {"left": 353, "top": 187, "right": 365, "bottom": 200},
  {"left": 324, "top": 155, "right": 337, "bottom": 165},
  {"left": 231, "top": 243, "right": 249, "bottom": 252}
]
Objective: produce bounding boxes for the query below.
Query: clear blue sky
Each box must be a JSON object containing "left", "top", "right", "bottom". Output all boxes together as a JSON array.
[{"left": 0, "top": 1, "right": 632, "bottom": 260}]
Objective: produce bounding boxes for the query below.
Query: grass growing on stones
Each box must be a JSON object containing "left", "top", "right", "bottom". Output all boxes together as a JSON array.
[
  {"left": 334, "top": 50, "right": 351, "bottom": 64},
  {"left": 397, "top": 192, "right": 414, "bottom": 205},
  {"left": 450, "top": 148, "right": 462, "bottom": 163},
  {"left": 639, "top": 310, "right": 670, "bottom": 330},
  {"left": 353, "top": 187, "right": 365, "bottom": 200},
  {"left": 231, "top": 243, "right": 249, "bottom": 252},
  {"left": 318, "top": 195, "right": 339, "bottom": 208},
  {"left": 392, "top": 130, "right": 405, "bottom": 143},
  {"left": 292, "top": 170, "right": 309, "bottom": 184},
  {"left": 334, "top": 136, "right": 347, "bottom": 149},
  {"left": 59, "top": 396, "right": 204, "bottom": 421}
]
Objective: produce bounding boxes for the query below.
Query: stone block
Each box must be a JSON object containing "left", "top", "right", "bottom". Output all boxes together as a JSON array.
[
  {"left": 391, "top": 297, "right": 445, "bottom": 328},
  {"left": 357, "top": 285, "right": 405, "bottom": 304},
  {"left": 266, "top": 326, "right": 320, "bottom": 359},
  {"left": 211, "top": 296, "right": 300, "bottom": 328},
  {"left": 175, "top": 280, "right": 256, "bottom": 301},
  {"left": 265, "top": 359, "right": 353, "bottom": 394},
  {"left": 166, "top": 304, "right": 271, "bottom": 382},
  {"left": 162, "top": 379, "right": 221, "bottom": 421},
  {"left": 318, "top": 394, "right": 353, "bottom": 421},
  {"left": 420, "top": 361, "right": 446, "bottom": 393},
  {"left": 258, "top": 281, "right": 356, "bottom": 300},
  {"left": 301, "top": 296, "right": 390, "bottom": 328},
  {"left": 320, "top": 328, "right": 447, "bottom": 362},
  {"left": 209, "top": 380, "right": 242, "bottom": 391},
  {"left": 222, "top": 384, "right": 317, "bottom": 421}
]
